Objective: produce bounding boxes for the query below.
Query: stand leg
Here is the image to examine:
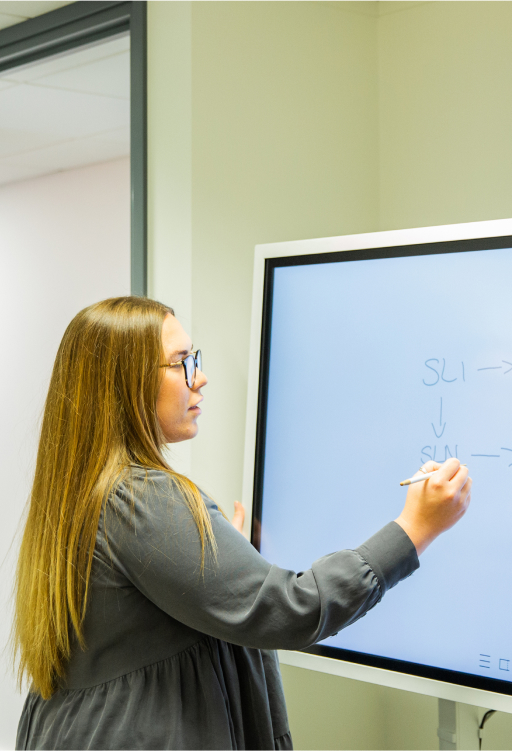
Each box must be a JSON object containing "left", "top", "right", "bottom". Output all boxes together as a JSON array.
[{"left": 437, "top": 699, "right": 480, "bottom": 750}]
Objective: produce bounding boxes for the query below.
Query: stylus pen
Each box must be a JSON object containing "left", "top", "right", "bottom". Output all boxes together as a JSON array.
[{"left": 400, "top": 464, "right": 467, "bottom": 486}]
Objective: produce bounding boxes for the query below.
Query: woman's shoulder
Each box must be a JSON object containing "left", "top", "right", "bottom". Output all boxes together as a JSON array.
[
  {"left": 96, "top": 465, "right": 222, "bottom": 572},
  {"left": 115, "top": 464, "right": 183, "bottom": 494},
  {"left": 106, "top": 464, "right": 217, "bottom": 520},
  {"left": 122, "top": 463, "right": 175, "bottom": 484}
]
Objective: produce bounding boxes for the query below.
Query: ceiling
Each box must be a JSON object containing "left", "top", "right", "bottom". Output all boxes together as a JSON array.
[
  {"left": 0, "top": 2, "right": 129, "bottom": 187},
  {"left": 0, "top": 1, "right": 74, "bottom": 30},
  {"left": 0, "top": 1, "right": 73, "bottom": 31}
]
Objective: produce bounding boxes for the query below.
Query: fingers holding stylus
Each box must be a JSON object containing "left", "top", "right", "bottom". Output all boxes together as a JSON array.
[
  {"left": 429, "top": 459, "right": 472, "bottom": 510},
  {"left": 395, "top": 458, "right": 472, "bottom": 555}
]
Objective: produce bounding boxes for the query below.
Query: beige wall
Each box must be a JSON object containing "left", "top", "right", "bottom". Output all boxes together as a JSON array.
[
  {"left": 148, "top": 2, "right": 512, "bottom": 748},
  {"left": 189, "top": 1, "right": 379, "bottom": 503},
  {"left": 148, "top": 0, "right": 192, "bottom": 476},
  {"left": 281, "top": 665, "right": 440, "bottom": 750},
  {"left": 378, "top": 1, "right": 512, "bottom": 230}
]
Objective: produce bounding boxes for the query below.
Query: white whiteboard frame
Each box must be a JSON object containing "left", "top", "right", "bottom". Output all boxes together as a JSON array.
[{"left": 242, "top": 217, "right": 512, "bottom": 713}]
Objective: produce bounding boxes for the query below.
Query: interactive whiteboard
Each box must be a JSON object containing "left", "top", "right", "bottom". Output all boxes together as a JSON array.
[{"left": 244, "top": 220, "right": 512, "bottom": 710}]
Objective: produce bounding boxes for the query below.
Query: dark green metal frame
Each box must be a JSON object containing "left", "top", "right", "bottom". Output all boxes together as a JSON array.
[{"left": 0, "top": 1, "right": 147, "bottom": 295}]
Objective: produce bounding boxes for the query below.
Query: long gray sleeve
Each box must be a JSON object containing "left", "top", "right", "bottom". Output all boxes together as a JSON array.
[{"left": 101, "top": 468, "right": 419, "bottom": 651}]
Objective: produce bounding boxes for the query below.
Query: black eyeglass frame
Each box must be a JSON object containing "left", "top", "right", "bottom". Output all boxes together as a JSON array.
[{"left": 159, "top": 350, "right": 202, "bottom": 389}]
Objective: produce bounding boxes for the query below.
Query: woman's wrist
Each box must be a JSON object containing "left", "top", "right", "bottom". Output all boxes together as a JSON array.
[{"left": 394, "top": 514, "right": 436, "bottom": 557}]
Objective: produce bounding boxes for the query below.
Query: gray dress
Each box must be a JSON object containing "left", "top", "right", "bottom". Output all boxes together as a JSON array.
[{"left": 16, "top": 466, "right": 419, "bottom": 750}]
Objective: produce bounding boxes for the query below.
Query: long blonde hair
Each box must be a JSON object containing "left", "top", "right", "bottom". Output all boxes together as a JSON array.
[{"left": 12, "top": 296, "right": 216, "bottom": 700}]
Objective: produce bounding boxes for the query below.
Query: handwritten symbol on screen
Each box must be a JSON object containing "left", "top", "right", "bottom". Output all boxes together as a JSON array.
[
  {"left": 477, "top": 360, "right": 512, "bottom": 374},
  {"left": 431, "top": 397, "right": 446, "bottom": 438},
  {"left": 423, "top": 359, "right": 462, "bottom": 386}
]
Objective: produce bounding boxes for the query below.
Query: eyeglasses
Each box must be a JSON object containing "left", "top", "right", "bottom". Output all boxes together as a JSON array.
[{"left": 159, "top": 349, "right": 202, "bottom": 389}]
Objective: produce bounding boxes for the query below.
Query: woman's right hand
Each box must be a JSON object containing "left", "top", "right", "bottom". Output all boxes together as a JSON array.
[{"left": 394, "top": 458, "right": 472, "bottom": 556}]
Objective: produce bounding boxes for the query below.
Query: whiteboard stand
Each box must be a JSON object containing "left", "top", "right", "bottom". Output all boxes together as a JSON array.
[{"left": 437, "top": 699, "right": 480, "bottom": 750}]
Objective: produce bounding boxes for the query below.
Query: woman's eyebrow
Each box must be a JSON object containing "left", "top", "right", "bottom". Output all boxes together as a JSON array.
[{"left": 170, "top": 345, "right": 193, "bottom": 359}]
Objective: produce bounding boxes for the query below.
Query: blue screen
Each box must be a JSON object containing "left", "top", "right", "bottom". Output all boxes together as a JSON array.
[{"left": 260, "top": 245, "right": 512, "bottom": 683}]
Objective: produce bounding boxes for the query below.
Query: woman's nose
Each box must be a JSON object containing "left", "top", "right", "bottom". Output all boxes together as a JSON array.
[{"left": 194, "top": 369, "right": 208, "bottom": 389}]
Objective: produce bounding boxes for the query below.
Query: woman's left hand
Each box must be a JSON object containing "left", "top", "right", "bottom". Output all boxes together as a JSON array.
[{"left": 231, "top": 501, "right": 245, "bottom": 534}]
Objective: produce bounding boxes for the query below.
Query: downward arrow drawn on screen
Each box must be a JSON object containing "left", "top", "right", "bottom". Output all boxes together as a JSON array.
[
  {"left": 432, "top": 422, "right": 446, "bottom": 438},
  {"left": 432, "top": 397, "right": 446, "bottom": 438}
]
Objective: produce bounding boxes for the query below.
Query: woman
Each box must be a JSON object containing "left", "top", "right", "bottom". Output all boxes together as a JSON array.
[{"left": 13, "top": 296, "right": 471, "bottom": 750}]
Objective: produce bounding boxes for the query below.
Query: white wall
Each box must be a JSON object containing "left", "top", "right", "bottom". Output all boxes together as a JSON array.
[{"left": 0, "top": 157, "right": 130, "bottom": 748}]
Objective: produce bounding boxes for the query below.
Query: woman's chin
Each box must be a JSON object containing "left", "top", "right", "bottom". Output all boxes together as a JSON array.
[{"left": 164, "top": 423, "right": 199, "bottom": 444}]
